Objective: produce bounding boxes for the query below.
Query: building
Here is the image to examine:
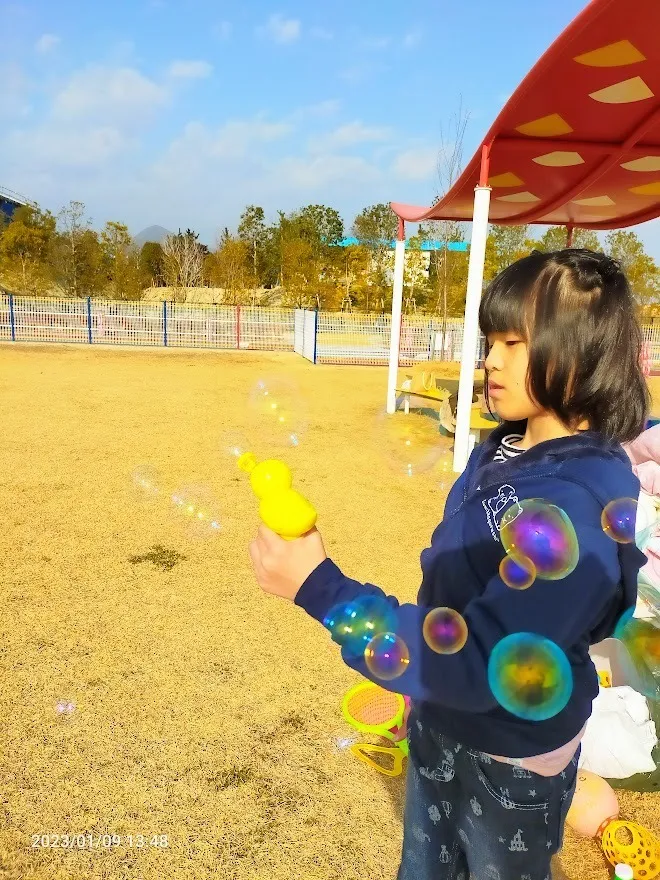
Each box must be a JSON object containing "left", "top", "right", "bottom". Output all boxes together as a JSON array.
[{"left": 0, "top": 186, "right": 31, "bottom": 221}]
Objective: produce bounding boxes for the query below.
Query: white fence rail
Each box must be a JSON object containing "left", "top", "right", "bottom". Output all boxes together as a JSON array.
[{"left": 2, "top": 294, "right": 660, "bottom": 372}]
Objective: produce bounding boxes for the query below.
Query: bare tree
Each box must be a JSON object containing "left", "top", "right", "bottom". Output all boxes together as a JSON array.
[
  {"left": 162, "top": 229, "right": 204, "bottom": 302},
  {"left": 428, "top": 99, "right": 470, "bottom": 356}
]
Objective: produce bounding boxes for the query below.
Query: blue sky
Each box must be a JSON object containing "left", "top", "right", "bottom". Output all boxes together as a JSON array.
[{"left": 2, "top": 0, "right": 660, "bottom": 257}]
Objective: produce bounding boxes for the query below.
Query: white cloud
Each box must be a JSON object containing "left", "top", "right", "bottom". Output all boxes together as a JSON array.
[
  {"left": 213, "top": 20, "right": 232, "bottom": 40},
  {"left": 5, "top": 125, "right": 126, "bottom": 167},
  {"left": 391, "top": 146, "right": 438, "bottom": 180},
  {"left": 339, "top": 62, "right": 384, "bottom": 84},
  {"left": 308, "top": 121, "right": 392, "bottom": 153},
  {"left": 52, "top": 66, "right": 168, "bottom": 124},
  {"left": 302, "top": 99, "right": 341, "bottom": 118},
  {"left": 156, "top": 117, "right": 292, "bottom": 168},
  {"left": 403, "top": 29, "right": 421, "bottom": 49},
  {"left": 361, "top": 35, "right": 391, "bottom": 50},
  {"left": 0, "top": 63, "right": 31, "bottom": 117},
  {"left": 35, "top": 33, "right": 60, "bottom": 53},
  {"left": 258, "top": 13, "right": 301, "bottom": 44},
  {"left": 167, "top": 60, "right": 213, "bottom": 79},
  {"left": 269, "top": 154, "right": 381, "bottom": 190},
  {"left": 310, "top": 26, "right": 333, "bottom": 40}
]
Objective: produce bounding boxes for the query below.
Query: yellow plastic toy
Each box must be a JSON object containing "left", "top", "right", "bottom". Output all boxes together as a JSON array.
[
  {"left": 237, "top": 452, "right": 317, "bottom": 539},
  {"left": 568, "top": 769, "right": 660, "bottom": 879},
  {"left": 601, "top": 821, "right": 660, "bottom": 879},
  {"left": 341, "top": 681, "right": 410, "bottom": 777}
]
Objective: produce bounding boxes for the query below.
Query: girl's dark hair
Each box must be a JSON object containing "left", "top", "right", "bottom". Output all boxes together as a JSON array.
[{"left": 479, "top": 248, "right": 650, "bottom": 444}]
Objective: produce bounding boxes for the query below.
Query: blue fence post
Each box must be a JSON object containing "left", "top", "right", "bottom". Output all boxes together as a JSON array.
[
  {"left": 427, "top": 321, "right": 434, "bottom": 360},
  {"left": 313, "top": 309, "right": 318, "bottom": 365},
  {"left": 8, "top": 293, "right": 16, "bottom": 342},
  {"left": 163, "top": 300, "right": 168, "bottom": 347},
  {"left": 87, "top": 297, "right": 93, "bottom": 344}
]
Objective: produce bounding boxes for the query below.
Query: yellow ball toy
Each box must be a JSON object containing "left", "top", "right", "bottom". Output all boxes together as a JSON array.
[
  {"left": 237, "top": 451, "right": 317, "bottom": 539},
  {"left": 601, "top": 821, "right": 660, "bottom": 879}
]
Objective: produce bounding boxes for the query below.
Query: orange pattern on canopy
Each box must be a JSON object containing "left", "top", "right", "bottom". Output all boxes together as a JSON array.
[{"left": 392, "top": 0, "right": 660, "bottom": 230}]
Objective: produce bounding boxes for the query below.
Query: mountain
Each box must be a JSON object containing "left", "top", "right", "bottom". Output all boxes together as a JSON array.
[{"left": 134, "top": 225, "right": 171, "bottom": 246}]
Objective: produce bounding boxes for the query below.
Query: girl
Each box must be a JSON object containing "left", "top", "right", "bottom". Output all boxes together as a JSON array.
[{"left": 249, "top": 248, "right": 650, "bottom": 880}]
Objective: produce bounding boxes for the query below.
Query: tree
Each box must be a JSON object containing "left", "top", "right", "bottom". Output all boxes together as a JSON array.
[
  {"left": 534, "top": 226, "right": 600, "bottom": 252},
  {"left": 0, "top": 205, "right": 56, "bottom": 294},
  {"left": 280, "top": 233, "right": 315, "bottom": 307},
  {"left": 207, "top": 235, "right": 251, "bottom": 305},
  {"left": 605, "top": 230, "right": 660, "bottom": 308},
  {"left": 238, "top": 205, "right": 266, "bottom": 288},
  {"left": 139, "top": 242, "right": 165, "bottom": 288},
  {"left": 484, "top": 225, "right": 534, "bottom": 281},
  {"left": 296, "top": 204, "right": 344, "bottom": 249},
  {"left": 100, "top": 221, "right": 142, "bottom": 300},
  {"left": 429, "top": 97, "right": 470, "bottom": 332},
  {"left": 161, "top": 229, "right": 204, "bottom": 301},
  {"left": 52, "top": 201, "right": 103, "bottom": 297},
  {"left": 352, "top": 203, "right": 398, "bottom": 309},
  {"left": 337, "top": 243, "right": 371, "bottom": 312},
  {"left": 400, "top": 236, "right": 429, "bottom": 313}
]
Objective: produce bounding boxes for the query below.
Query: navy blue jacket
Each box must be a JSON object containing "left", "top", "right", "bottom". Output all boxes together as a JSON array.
[{"left": 295, "top": 420, "right": 646, "bottom": 757}]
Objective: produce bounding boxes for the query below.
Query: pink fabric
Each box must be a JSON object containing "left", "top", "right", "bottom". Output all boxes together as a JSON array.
[
  {"left": 623, "top": 425, "right": 660, "bottom": 586},
  {"left": 623, "top": 424, "right": 660, "bottom": 494},
  {"left": 488, "top": 725, "right": 586, "bottom": 777}
]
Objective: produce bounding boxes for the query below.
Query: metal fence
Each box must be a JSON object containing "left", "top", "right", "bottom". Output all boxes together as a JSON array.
[
  {"left": 303, "top": 311, "right": 486, "bottom": 366},
  {"left": 2, "top": 294, "right": 660, "bottom": 372},
  {"left": 0, "top": 294, "right": 294, "bottom": 351}
]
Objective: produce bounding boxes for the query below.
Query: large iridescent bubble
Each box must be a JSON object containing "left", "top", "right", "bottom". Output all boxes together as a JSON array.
[
  {"left": 614, "top": 608, "right": 660, "bottom": 700},
  {"left": 323, "top": 596, "right": 397, "bottom": 659},
  {"left": 500, "top": 499, "right": 579, "bottom": 580},
  {"left": 488, "top": 632, "right": 573, "bottom": 721},
  {"left": 364, "top": 632, "right": 410, "bottom": 681},
  {"left": 601, "top": 498, "right": 639, "bottom": 544},
  {"left": 423, "top": 608, "right": 468, "bottom": 654}
]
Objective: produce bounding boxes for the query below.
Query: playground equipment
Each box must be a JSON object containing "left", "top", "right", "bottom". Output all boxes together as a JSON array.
[
  {"left": 237, "top": 453, "right": 317, "bottom": 539},
  {"left": 566, "top": 768, "right": 660, "bottom": 879},
  {"left": 341, "top": 681, "right": 410, "bottom": 777}
]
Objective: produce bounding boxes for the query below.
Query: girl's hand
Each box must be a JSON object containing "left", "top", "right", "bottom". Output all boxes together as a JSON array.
[{"left": 248, "top": 524, "right": 327, "bottom": 602}]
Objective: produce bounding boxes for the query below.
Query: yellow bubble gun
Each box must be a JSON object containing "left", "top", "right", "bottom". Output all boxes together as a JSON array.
[{"left": 237, "top": 453, "right": 317, "bottom": 539}]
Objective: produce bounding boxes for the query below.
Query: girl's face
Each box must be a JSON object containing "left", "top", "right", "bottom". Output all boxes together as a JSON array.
[{"left": 484, "top": 331, "right": 540, "bottom": 422}]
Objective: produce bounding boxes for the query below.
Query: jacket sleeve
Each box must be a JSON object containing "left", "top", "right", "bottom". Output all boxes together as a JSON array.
[{"left": 294, "top": 477, "right": 624, "bottom": 712}]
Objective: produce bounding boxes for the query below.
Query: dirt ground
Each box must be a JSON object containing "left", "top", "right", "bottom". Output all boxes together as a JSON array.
[{"left": 0, "top": 344, "right": 657, "bottom": 880}]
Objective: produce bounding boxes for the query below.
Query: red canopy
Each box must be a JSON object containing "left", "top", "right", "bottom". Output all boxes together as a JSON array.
[{"left": 392, "top": 0, "right": 660, "bottom": 230}]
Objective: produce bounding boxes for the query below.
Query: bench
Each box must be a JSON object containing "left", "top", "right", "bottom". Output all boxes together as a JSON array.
[{"left": 396, "top": 368, "right": 498, "bottom": 446}]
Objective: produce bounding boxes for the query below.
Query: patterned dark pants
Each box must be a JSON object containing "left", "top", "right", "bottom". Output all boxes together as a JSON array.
[{"left": 397, "top": 705, "right": 579, "bottom": 880}]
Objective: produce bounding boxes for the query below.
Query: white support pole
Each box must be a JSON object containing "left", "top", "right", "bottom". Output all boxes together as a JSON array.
[
  {"left": 386, "top": 220, "right": 406, "bottom": 414},
  {"left": 452, "top": 182, "right": 491, "bottom": 474}
]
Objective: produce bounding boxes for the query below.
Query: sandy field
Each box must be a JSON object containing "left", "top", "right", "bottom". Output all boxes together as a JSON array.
[{"left": 0, "top": 343, "right": 657, "bottom": 880}]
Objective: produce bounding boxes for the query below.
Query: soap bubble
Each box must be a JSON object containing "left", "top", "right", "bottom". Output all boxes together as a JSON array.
[
  {"left": 375, "top": 408, "right": 450, "bottom": 477},
  {"left": 423, "top": 607, "right": 468, "bottom": 654},
  {"left": 324, "top": 597, "right": 397, "bottom": 659},
  {"left": 170, "top": 484, "right": 222, "bottom": 539},
  {"left": 437, "top": 448, "right": 456, "bottom": 492},
  {"left": 131, "top": 465, "right": 161, "bottom": 502},
  {"left": 55, "top": 700, "right": 76, "bottom": 717},
  {"left": 249, "top": 377, "right": 307, "bottom": 451},
  {"left": 499, "top": 554, "right": 537, "bottom": 590},
  {"left": 222, "top": 431, "right": 252, "bottom": 462},
  {"left": 602, "top": 498, "right": 640, "bottom": 544},
  {"left": 488, "top": 632, "right": 573, "bottom": 721},
  {"left": 364, "top": 632, "right": 410, "bottom": 681},
  {"left": 500, "top": 499, "right": 579, "bottom": 580},
  {"left": 614, "top": 608, "right": 660, "bottom": 700}
]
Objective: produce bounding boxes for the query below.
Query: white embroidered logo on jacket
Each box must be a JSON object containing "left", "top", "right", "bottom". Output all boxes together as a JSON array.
[{"left": 482, "top": 484, "right": 521, "bottom": 542}]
